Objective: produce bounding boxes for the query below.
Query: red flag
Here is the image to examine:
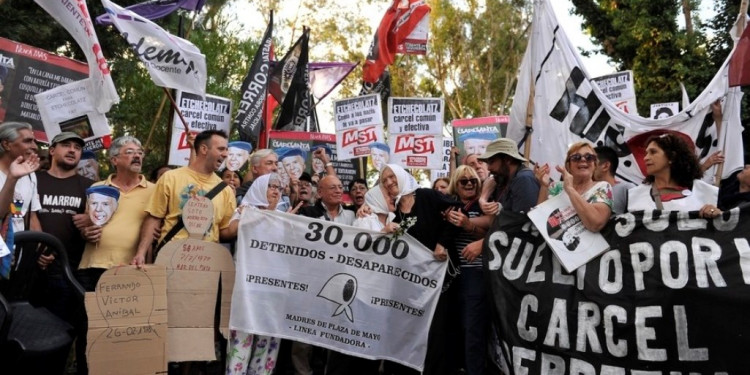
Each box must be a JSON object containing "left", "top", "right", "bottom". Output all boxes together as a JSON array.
[
  {"left": 363, "top": 0, "right": 430, "bottom": 83},
  {"left": 729, "top": 25, "right": 750, "bottom": 87}
]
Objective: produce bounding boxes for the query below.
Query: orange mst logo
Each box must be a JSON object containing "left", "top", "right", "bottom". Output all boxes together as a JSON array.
[
  {"left": 341, "top": 126, "right": 377, "bottom": 147},
  {"left": 394, "top": 135, "right": 435, "bottom": 154}
]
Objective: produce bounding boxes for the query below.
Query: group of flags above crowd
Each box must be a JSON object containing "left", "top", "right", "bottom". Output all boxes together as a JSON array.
[{"left": 0, "top": 0, "right": 746, "bottom": 185}]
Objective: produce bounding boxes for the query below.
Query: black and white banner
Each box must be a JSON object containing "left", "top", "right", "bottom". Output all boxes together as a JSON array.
[
  {"left": 485, "top": 207, "right": 750, "bottom": 374},
  {"left": 231, "top": 209, "right": 446, "bottom": 371}
]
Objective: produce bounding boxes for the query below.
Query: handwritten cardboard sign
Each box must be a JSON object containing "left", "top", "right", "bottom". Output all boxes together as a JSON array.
[
  {"left": 182, "top": 196, "right": 214, "bottom": 237},
  {"left": 155, "top": 239, "right": 235, "bottom": 361},
  {"left": 86, "top": 265, "right": 167, "bottom": 375}
]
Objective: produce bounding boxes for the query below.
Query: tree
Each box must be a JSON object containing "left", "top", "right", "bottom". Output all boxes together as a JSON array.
[{"left": 569, "top": 0, "right": 717, "bottom": 115}]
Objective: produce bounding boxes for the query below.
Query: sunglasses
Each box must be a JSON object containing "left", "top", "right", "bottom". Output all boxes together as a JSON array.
[
  {"left": 458, "top": 178, "right": 479, "bottom": 186},
  {"left": 567, "top": 153, "right": 597, "bottom": 163}
]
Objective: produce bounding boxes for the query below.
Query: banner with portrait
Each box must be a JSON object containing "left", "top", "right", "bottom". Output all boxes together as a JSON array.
[
  {"left": 167, "top": 91, "right": 232, "bottom": 166},
  {"left": 268, "top": 131, "right": 365, "bottom": 200},
  {"left": 485, "top": 208, "right": 750, "bottom": 374},
  {"left": 232, "top": 209, "right": 446, "bottom": 371},
  {"left": 451, "top": 116, "right": 508, "bottom": 163}
]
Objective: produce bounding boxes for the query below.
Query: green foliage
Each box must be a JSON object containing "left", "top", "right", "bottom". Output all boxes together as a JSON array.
[{"left": 569, "top": 0, "right": 719, "bottom": 114}]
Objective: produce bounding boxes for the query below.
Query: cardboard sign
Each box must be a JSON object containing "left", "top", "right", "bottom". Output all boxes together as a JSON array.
[
  {"left": 592, "top": 71, "right": 637, "bottom": 115},
  {"left": 86, "top": 265, "right": 168, "bottom": 375},
  {"left": 182, "top": 196, "right": 214, "bottom": 237},
  {"left": 168, "top": 91, "right": 232, "bottom": 166},
  {"left": 155, "top": 238, "right": 235, "bottom": 362}
]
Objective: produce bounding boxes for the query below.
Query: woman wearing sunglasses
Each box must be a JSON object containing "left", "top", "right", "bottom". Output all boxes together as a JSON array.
[
  {"left": 627, "top": 133, "right": 720, "bottom": 217},
  {"left": 534, "top": 141, "right": 614, "bottom": 232},
  {"left": 445, "top": 165, "right": 493, "bottom": 375}
]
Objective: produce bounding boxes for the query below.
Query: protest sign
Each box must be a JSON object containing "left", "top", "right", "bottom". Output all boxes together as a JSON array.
[
  {"left": 388, "top": 133, "right": 442, "bottom": 169},
  {"left": 269, "top": 131, "right": 365, "bottom": 200},
  {"left": 334, "top": 94, "right": 386, "bottom": 161},
  {"left": 232, "top": 209, "right": 446, "bottom": 371},
  {"left": 397, "top": 14, "right": 429, "bottom": 55},
  {"left": 430, "top": 138, "right": 454, "bottom": 182},
  {"left": 452, "top": 116, "right": 508, "bottom": 163},
  {"left": 527, "top": 189, "right": 610, "bottom": 272},
  {"left": 155, "top": 236, "right": 236, "bottom": 361},
  {"left": 591, "top": 71, "right": 637, "bottom": 115},
  {"left": 167, "top": 91, "right": 232, "bottom": 166},
  {"left": 35, "top": 78, "right": 112, "bottom": 151},
  {"left": 485, "top": 208, "right": 750, "bottom": 374},
  {"left": 0, "top": 38, "right": 88, "bottom": 141},
  {"left": 388, "top": 97, "right": 444, "bottom": 135},
  {"left": 86, "top": 265, "right": 167, "bottom": 375},
  {"left": 650, "top": 102, "right": 680, "bottom": 119}
]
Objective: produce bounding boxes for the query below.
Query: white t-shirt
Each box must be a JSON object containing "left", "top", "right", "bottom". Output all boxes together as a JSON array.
[{"left": 0, "top": 171, "right": 41, "bottom": 231}]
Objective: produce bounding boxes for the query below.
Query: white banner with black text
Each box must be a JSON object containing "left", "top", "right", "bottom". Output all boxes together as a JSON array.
[{"left": 231, "top": 209, "right": 446, "bottom": 371}]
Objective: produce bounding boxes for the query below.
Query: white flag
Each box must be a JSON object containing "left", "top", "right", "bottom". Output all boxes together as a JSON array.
[
  {"left": 34, "top": 0, "right": 119, "bottom": 113},
  {"left": 101, "top": 0, "right": 207, "bottom": 96},
  {"left": 508, "top": 0, "right": 744, "bottom": 184}
]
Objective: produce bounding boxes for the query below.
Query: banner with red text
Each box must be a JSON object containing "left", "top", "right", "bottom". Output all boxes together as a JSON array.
[
  {"left": 333, "top": 94, "right": 386, "bottom": 161},
  {"left": 168, "top": 91, "right": 231, "bottom": 166}
]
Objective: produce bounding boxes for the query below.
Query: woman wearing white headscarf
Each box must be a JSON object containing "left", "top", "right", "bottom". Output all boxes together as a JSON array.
[
  {"left": 226, "top": 173, "right": 284, "bottom": 375},
  {"left": 351, "top": 184, "right": 398, "bottom": 232},
  {"left": 379, "top": 164, "right": 463, "bottom": 375}
]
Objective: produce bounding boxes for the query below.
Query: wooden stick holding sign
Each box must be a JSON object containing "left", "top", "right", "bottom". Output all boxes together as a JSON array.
[{"left": 163, "top": 87, "right": 190, "bottom": 134}]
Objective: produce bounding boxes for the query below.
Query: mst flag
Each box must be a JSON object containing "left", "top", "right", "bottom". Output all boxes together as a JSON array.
[
  {"left": 34, "top": 0, "right": 119, "bottom": 113},
  {"left": 102, "top": 0, "right": 207, "bottom": 96},
  {"left": 363, "top": 0, "right": 430, "bottom": 83},
  {"left": 507, "top": 0, "right": 744, "bottom": 184},
  {"left": 273, "top": 29, "right": 310, "bottom": 132},
  {"left": 485, "top": 208, "right": 750, "bottom": 374},
  {"left": 232, "top": 209, "right": 446, "bottom": 371},
  {"left": 235, "top": 12, "right": 273, "bottom": 145}
]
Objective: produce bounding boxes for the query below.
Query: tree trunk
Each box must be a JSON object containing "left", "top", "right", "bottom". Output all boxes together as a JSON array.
[{"left": 682, "top": 0, "right": 693, "bottom": 36}]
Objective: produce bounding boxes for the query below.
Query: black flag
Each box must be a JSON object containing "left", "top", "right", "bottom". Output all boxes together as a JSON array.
[
  {"left": 234, "top": 12, "right": 273, "bottom": 146},
  {"left": 273, "top": 29, "right": 310, "bottom": 131}
]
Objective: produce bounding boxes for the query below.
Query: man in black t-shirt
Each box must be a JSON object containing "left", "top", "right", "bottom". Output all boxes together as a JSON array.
[{"left": 37, "top": 131, "right": 94, "bottom": 375}]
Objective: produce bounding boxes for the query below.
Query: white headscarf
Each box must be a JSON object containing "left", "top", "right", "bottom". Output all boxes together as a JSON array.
[
  {"left": 364, "top": 185, "right": 391, "bottom": 215},
  {"left": 385, "top": 163, "right": 419, "bottom": 204},
  {"left": 245, "top": 173, "right": 273, "bottom": 208}
]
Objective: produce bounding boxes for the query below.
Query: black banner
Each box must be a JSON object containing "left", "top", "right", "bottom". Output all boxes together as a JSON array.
[
  {"left": 234, "top": 12, "right": 273, "bottom": 147},
  {"left": 485, "top": 207, "right": 750, "bottom": 374},
  {"left": 273, "top": 29, "right": 310, "bottom": 132}
]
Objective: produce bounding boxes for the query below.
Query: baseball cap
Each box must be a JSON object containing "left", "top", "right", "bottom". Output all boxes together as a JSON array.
[{"left": 50, "top": 132, "right": 85, "bottom": 147}]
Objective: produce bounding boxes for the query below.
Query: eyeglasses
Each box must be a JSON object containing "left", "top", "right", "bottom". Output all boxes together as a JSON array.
[
  {"left": 568, "top": 153, "right": 597, "bottom": 163},
  {"left": 120, "top": 149, "right": 145, "bottom": 157},
  {"left": 458, "top": 178, "right": 479, "bottom": 186},
  {"left": 268, "top": 184, "right": 282, "bottom": 191}
]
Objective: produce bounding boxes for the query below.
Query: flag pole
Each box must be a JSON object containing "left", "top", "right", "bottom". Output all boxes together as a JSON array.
[
  {"left": 714, "top": 0, "right": 749, "bottom": 185},
  {"left": 163, "top": 87, "right": 190, "bottom": 135}
]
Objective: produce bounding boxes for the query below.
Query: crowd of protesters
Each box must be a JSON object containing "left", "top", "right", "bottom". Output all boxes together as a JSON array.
[{"left": 0, "top": 119, "right": 746, "bottom": 375}]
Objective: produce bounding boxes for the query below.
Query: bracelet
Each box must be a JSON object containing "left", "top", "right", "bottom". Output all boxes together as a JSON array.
[{"left": 325, "top": 162, "right": 333, "bottom": 167}]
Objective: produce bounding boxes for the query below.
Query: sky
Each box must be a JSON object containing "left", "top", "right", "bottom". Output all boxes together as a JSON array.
[{"left": 225, "top": 0, "right": 715, "bottom": 132}]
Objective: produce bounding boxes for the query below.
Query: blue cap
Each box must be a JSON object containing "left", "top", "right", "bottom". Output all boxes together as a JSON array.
[
  {"left": 458, "top": 132, "right": 496, "bottom": 143},
  {"left": 313, "top": 144, "right": 333, "bottom": 157},
  {"left": 369, "top": 142, "right": 390, "bottom": 152},
  {"left": 279, "top": 147, "right": 307, "bottom": 161},
  {"left": 81, "top": 150, "right": 97, "bottom": 160},
  {"left": 86, "top": 185, "right": 120, "bottom": 201},
  {"left": 228, "top": 141, "right": 253, "bottom": 153}
]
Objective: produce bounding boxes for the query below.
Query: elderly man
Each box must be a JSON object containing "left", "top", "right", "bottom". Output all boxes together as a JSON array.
[
  {"left": 77, "top": 150, "right": 99, "bottom": 181},
  {"left": 79, "top": 136, "right": 156, "bottom": 289},
  {"left": 0, "top": 122, "right": 41, "bottom": 234},
  {"left": 369, "top": 142, "right": 390, "bottom": 172},
  {"left": 225, "top": 141, "right": 253, "bottom": 172},
  {"left": 280, "top": 147, "right": 307, "bottom": 182},
  {"left": 132, "top": 130, "right": 236, "bottom": 266},
  {"left": 459, "top": 131, "right": 495, "bottom": 156}
]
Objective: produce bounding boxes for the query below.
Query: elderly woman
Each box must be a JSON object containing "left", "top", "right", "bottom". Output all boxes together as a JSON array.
[
  {"left": 627, "top": 133, "right": 720, "bottom": 217},
  {"left": 445, "top": 165, "right": 493, "bottom": 375},
  {"left": 226, "top": 173, "right": 284, "bottom": 375},
  {"left": 352, "top": 184, "right": 398, "bottom": 232},
  {"left": 534, "top": 141, "right": 613, "bottom": 232},
  {"left": 379, "top": 164, "right": 462, "bottom": 375}
]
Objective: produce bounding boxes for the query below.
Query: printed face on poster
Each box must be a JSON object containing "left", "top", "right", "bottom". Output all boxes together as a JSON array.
[
  {"left": 451, "top": 116, "right": 508, "bottom": 164},
  {"left": 269, "top": 131, "right": 365, "bottom": 199},
  {"left": 168, "top": 91, "right": 232, "bottom": 166}
]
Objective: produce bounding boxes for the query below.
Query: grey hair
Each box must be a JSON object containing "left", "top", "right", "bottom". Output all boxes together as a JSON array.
[
  {"left": 250, "top": 148, "right": 277, "bottom": 167},
  {"left": 0, "top": 122, "right": 32, "bottom": 156},
  {"left": 109, "top": 136, "right": 142, "bottom": 158}
]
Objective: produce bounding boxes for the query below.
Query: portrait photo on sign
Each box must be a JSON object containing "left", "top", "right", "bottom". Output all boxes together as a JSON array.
[
  {"left": 60, "top": 114, "right": 94, "bottom": 139},
  {"left": 86, "top": 186, "right": 120, "bottom": 226}
]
